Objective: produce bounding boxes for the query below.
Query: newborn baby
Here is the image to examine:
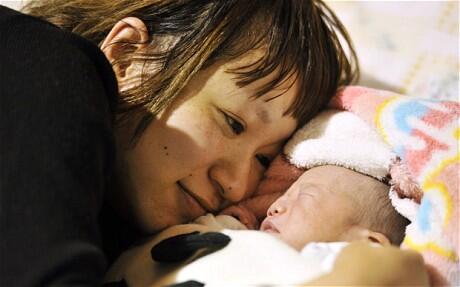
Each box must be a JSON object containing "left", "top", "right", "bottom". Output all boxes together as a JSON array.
[{"left": 259, "top": 164, "right": 408, "bottom": 250}]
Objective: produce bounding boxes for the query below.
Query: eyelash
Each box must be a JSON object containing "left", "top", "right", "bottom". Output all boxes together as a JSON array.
[
  {"left": 223, "top": 112, "right": 244, "bottom": 135},
  {"left": 222, "top": 111, "right": 271, "bottom": 169}
]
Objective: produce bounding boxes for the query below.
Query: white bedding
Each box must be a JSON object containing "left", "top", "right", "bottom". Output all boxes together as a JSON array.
[
  {"left": 327, "top": 1, "right": 459, "bottom": 101},
  {"left": 105, "top": 214, "right": 350, "bottom": 286}
]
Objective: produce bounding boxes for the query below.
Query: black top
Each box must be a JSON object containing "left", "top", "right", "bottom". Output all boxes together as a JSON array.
[{"left": 0, "top": 5, "right": 126, "bottom": 286}]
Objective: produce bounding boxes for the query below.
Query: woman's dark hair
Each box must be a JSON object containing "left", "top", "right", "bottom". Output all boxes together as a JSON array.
[{"left": 24, "top": 0, "right": 359, "bottom": 141}]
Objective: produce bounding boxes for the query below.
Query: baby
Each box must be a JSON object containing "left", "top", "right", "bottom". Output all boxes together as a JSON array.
[
  {"left": 105, "top": 110, "right": 413, "bottom": 286},
  {"left": 259, "top": 164, "right": 408, "bottom": 250}
]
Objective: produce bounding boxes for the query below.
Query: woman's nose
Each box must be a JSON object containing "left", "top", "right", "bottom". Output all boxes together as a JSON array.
[{"left": 209, "top": 156, "right": 256, "bottom": 205}]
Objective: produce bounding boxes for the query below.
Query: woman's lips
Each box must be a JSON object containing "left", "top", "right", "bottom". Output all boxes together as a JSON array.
[
  {"left": 177, "top": 181, "right": 206, "bottom": 217},
  {"left": 260, "top": 219, "right": 279, "bottom": 233},
  {"left": 177, "top": 181, "right": 218, "bottom": 212}
]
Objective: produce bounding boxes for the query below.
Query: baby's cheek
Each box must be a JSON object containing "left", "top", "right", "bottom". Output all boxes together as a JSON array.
[
  {"left": 280, "top": 233, "right": 304, "bottom": 251},
  {"left": 282, "top": 215, "right": 316, "bottom": 249}
]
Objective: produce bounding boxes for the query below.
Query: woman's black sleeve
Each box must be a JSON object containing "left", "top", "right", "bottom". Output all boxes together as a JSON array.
[{"left": 0, "top": 7, "right": 117, "bottom": 286}]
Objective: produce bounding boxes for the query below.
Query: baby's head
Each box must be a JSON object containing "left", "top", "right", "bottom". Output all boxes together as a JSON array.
[{"left": 260, "top": 165, "right": 410, "bottom": 250}]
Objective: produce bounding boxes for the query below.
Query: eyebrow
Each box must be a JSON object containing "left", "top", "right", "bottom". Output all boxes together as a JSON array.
[
  {"left": 226, "top": 75, "right": 273, "bottom": 125},
  {"left": 297, "top": 182, "right": 326, "bottom": 194},
  {"left": 256, "top": 107, "right": 271, "bottom": 124}
]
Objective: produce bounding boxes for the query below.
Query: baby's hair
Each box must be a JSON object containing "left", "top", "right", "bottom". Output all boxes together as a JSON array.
[
  {"left": 353, "top": 177, "right": 410, "bottom": 246},
  {"left": 24, "top": 0, "right": 358, "bottom": 144}
]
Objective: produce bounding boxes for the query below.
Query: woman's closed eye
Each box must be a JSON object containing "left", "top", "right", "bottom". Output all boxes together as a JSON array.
[
  {"left": 223, "top": 111, "right": 245, "bottom": 135},
  {"left": 299, "top": 191, "right": 314, "bottom": 198},
  {"left": 220, "top": 110, "right": 271, "bottom": 169}
]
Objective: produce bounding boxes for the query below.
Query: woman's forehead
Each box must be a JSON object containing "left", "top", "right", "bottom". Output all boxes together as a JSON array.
[
  {"left": 223, "top": 49, "right": 301, "bottom": 96},
  {"left": 214, "top": 66, "right": 299, "bottom": 115}
]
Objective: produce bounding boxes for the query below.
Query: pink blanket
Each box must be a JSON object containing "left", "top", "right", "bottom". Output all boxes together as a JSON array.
[{"left": 329, "top": 86, "right": 459, "bottom": 286}]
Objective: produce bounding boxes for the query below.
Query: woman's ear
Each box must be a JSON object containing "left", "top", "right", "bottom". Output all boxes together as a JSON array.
[
  {"left": 366, "top": 231, "right": 391, "bottom": 246},
  {"left": 101, "top": 17, "right": 149, "bottom": 80}
]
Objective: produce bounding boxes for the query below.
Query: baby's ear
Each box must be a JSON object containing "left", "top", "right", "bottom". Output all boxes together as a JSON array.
[
  {"left": 366, "top": 231, "right": 391, "bottom": 246},
  {"left": 342, "top": 226, "right": 391, "bottom": 246}
]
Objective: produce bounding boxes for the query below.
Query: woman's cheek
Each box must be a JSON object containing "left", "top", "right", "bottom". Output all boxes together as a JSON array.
[{"left": 163, "top": 107, "right": 223, "bottom": 168}]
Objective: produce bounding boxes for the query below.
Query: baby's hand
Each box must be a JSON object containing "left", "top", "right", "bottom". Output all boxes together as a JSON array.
[
  {"left": 332, "top": 242, "right": 429, "bottom": 286},
  {"left": 219, "top": 204, "right": 259, "bottom": 229}
]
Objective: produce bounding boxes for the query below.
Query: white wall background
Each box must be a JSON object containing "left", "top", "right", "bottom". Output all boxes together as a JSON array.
[
  {"left": 1, "top": 0, "right": 25, "bottom": 10},
  {"left": 327, "top": 1, "right": 458, "bottom": 100}
]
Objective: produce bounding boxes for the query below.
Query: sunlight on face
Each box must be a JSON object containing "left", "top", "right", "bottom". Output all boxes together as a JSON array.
[{"left": 113, "top": 55, "right": 299, "bottom": 233}]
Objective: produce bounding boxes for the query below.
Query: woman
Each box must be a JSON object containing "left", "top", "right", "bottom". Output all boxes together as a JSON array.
[{"left": 0, "top": 0, "right": 427, "bottom": 285}]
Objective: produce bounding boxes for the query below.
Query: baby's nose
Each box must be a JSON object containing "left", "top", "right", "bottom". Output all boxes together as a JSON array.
[{"left": 267, "top": 205, "right": 286, "bottom": 217}]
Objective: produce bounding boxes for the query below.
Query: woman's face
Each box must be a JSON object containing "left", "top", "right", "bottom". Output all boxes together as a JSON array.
[{"left": 114, "top": 58, "right": 299, "bottom": 233}]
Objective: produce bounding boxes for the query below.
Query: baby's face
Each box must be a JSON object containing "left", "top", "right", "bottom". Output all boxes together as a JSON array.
[{"left": 260, "top": 165, "right": 369, "bottom": 250}]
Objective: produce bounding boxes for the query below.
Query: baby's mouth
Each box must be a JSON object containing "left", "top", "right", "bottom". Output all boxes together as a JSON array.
[{"left": 260, "top": 219, "right": 279, "bottom": 234}]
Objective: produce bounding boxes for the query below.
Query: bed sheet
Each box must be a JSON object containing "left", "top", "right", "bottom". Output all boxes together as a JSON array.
[{"left": 327, "top": 1, "right": 459, "bottom": 101}]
